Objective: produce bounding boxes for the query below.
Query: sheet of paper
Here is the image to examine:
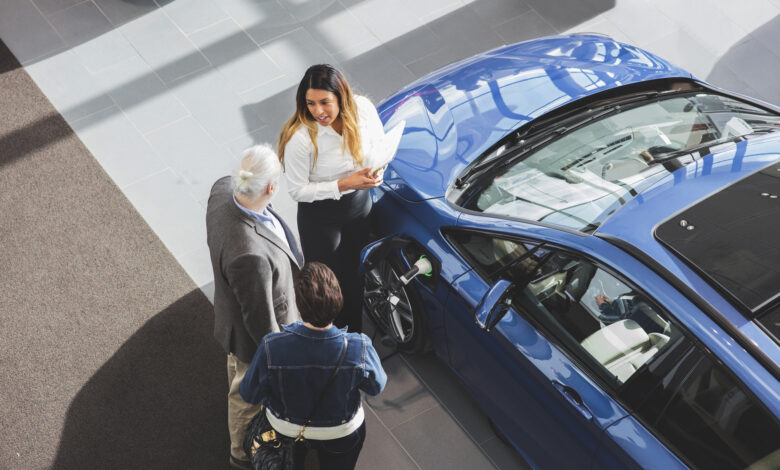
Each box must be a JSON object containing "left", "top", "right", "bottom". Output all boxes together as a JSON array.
[{"left": 367, "top": 120, "right": 405, "bottom": 173}]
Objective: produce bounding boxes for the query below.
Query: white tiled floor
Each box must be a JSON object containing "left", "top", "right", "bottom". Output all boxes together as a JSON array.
[{"left": 3, "top": 0, "right": 778, "bottom": 467}]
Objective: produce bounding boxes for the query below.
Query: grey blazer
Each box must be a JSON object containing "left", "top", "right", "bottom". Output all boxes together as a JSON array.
[{"left": 206, "top": 176, "right": 304, "bottom": 363}]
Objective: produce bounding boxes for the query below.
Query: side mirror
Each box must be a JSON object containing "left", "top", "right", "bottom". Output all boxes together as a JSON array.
[{"left": 475, "top": 279, "right": 513, "bottom": 331}]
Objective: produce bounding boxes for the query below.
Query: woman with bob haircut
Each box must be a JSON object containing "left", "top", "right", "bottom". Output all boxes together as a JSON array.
[
  {"left": 240, "top": 262, "right": 387, "bottom": 470},
  {"left": 278, "top": 64, "right": 384, "bottom": 333}
]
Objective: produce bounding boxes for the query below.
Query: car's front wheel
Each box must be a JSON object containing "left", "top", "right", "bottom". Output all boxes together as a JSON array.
[{"left": 362, "top": 257, "right": 426, "bottom": 354}]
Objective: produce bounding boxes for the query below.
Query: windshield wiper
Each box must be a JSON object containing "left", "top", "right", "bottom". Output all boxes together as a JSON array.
[{"left": 647, "top": 136, "right": 745, "bottom": 166}]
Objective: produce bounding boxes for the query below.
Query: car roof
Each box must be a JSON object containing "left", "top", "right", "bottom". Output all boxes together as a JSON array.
[
  {"left": 377, "top": 34, "right": 692, "bottom": 201},
  {"left": 596, "top": 133, "right": 780, "bottom": 348},
  {"left": 596, "top": 132, "right": 780, "bottom": 279}
]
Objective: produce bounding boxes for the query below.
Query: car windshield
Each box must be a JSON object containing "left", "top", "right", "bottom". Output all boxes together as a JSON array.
[{"left": 460, "top": 93, "right": 780, "bottom": 231}]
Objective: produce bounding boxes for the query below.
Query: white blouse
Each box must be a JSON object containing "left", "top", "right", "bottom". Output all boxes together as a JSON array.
[{"left": 284, "top": 95, "right": 384, "bottom": 202}]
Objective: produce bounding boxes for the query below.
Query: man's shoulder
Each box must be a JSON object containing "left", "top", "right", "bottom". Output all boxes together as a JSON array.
[{"left": 210, "top": 175, "right": 232, "bottom": 195}]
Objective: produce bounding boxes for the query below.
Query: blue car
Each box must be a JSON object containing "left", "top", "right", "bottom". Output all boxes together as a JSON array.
[{"left": 359, "top": 35, "right": 780, "bottom": 469}]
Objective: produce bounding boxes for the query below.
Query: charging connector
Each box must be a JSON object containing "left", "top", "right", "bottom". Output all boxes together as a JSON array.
[{"left": 398, "top": 256, "right": 433, "bottom": 286}]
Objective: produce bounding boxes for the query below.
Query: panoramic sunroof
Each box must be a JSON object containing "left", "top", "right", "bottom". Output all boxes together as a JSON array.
[{"left": 655, "top": 160, "right": 780, "bottom": 315}]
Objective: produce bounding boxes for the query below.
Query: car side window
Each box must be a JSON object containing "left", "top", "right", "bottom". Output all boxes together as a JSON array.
[
  {"left": 630, "top": 344, "right": 780, "bottom": 469},
  {"left": 514, "top": 250, "right": 680, "bottom": 385},
  {"left": 447, "top": 230, "right": 680, "bottom": 385},
  {"left": 445, "top": 230, "right": 541, "bottom": 283}
]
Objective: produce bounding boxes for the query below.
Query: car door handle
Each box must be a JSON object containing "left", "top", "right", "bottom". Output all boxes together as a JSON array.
[{"left": 551, "top": 380, "right": 593, "bottom": 421}]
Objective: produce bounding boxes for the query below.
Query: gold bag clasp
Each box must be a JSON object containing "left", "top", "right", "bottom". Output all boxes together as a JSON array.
[{"left": 261, "top": 429, "right": 277, "bottom": 442}]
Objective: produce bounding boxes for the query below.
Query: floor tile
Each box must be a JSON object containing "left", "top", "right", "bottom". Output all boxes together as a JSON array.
[
  {"left": 277, "top": 0, "right": 341, "bottom": 23},
  {"left": 601, "top": 0, "right": 678, "bottom": 47},
  {"left": 172, "top": 68, "right": 266, "bottom": 142},
  {"left": 563, "top": 15, "right": 632, "bottom": 45},
  {"left": 751, "top": 15, "right": 780, "bottom": 61},
  {"left": 383, "top": 25, "right": 443, "bottom": 67},
  {"left": 70, "top": 106, "right": 166, "bottom": 188},
  {"left": 651, "top": 0, "right": 750, "bottom": 55},
  {"left": 72, "top": 29, "right": 138, "bottom": 73},
  {"left": 404, "top": 352, "right": 494, "bottom": 445},
  {"left": 92, "top": 55, "right": 190, "bottom": 134},
  {"left": 144, "top": 117, "right": 235, "bottom": 201},
  {"left": 392, "top": 406, "right": 495, "bottom": 470},
  {"left": 225, "top": 127, "right": 275, "bottom": 158},
  {"left": 260, "top": 27, "right": 339, "bottom": 81},
  {"left": 643, "top": 29, "right": 718, "bottom": 80},
  {"left": 716, "top": 0, "right": 780, "bottom": 33},
  {"left": 480, "top": 437, "right": 531, "bottom": 470},
  {"left": 403, "top": 6, "right": 507, "bottom": 77},
  {"left": 494, "top": 9, "right": 558, "bottom": 45},
  {"left": 122, "top": 169, "right": 207, "bottom": 258},
  {"left": 466, "top": 0, "right": 531, "bottom": 26},
  {"left": 0, "top": 0, "right": 65, "bottom": 64},
  {"left": 523, "top": 0, "right": 608, "bottom": 32},
  {"left": 188, "top": 19, "right": 284, "bottom": 94},
  {"left": 48, "top": 1, "right": 112, "bottom": 46},
  {"left": 713, "top": 37, "right": 780, "bottom": 105},
  {"left": 162, "top": 0, "right": 229, "bottom": 34},
  {"left": 341, "top": 46, "right": 416, "bottom": 102},
  {"left": 219, "top": 0, "right": 299, "bottom": 45},
  {"left": 427, "top": 6, "right": 504, "bottom": 57},
  {"left": 705, "top": 61, "right": 753, "bottom": 96},
  {"left": 120, "top": 9, "right": 210, "bottom": 84},
  {"left": 237, "top": 73, "right": 300, "bottom": 139},
  {"left": 345, "top": 0, "right": 425, "bottom": 43},
  {"left": 176, "top": 244, "right": 213, "bottom": 288},
  {"left": 200, "top": 281, "right": 215, "bottom": 303},
  {"left": 32, "top": 0, "right": 81, "bottom": 15},
  {"left": 356, "top": 406, "right": 419, "bottom": 470},
  {"left": 94, "top": 0, "right": 158, "bottom": 25},
  {"left": 24, "top": 50, "right": 115, "bottom": 123},
  {"left": 302, "top": 2, "right": 378, "bottom": 58},
  {"left": 411, "top": 0, "right": 463, "bottom": 23},
  {"left": 363, "top": 355, "right": 439, "bottom": 430}
]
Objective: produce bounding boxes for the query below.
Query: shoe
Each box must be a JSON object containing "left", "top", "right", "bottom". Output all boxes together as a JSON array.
[{"left": 229, "top": 455, "right": 251, "bottom": 469}]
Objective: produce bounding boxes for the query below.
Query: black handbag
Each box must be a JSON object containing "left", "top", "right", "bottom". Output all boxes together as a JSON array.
[{"left": 244, "top": 335, "right": 349, "bottom": 470}]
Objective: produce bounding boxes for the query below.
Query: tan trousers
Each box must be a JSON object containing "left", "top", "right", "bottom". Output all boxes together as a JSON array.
[{"left": 227, "top": 353, "right": 263, "bottom": 462}]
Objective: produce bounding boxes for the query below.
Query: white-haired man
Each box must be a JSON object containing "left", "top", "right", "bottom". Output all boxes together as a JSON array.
[{"left": 206, "top": 144, "right": 303, "bottom": 469}]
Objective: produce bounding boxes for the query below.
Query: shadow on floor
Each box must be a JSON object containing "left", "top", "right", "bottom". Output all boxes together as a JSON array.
[
  {"left": 52, "top": 290, "right": 230, "bottom": 469},
  {"left": 707, "top": 15, "right": 780, "bottom": 106}
]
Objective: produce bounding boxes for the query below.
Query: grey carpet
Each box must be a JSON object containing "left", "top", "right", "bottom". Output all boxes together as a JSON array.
[{"left": 0, "top": 39, "right": 228, "bottom": 469}]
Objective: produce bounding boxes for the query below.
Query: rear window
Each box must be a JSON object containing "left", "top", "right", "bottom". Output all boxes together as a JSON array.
[{"left": 655, "top": 161, "right": 780, "bottom": 314}]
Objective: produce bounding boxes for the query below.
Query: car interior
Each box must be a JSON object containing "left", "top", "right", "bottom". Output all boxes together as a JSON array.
[
  {"left": 449, "top": 231, "right": 678, "bottom": 384},
  {"left": 521, "top": 253, "right": 675, "bottom": 384}
]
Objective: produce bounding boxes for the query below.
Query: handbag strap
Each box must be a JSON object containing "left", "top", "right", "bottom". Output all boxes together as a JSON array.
[{"left": 295, "top": 334, "right": 349, "bottom": 441}]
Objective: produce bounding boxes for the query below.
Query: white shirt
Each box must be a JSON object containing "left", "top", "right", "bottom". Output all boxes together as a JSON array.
[{"left": 284, "top": 95, "right": 384, "bottom": 202}]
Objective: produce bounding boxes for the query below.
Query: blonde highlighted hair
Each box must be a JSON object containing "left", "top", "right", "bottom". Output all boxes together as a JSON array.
[{"left": 278, "top": 64, "right": 362, "bottom": 170}]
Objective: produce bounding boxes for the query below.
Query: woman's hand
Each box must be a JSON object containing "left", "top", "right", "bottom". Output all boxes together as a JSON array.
[{"left": 338, "top": 168, "right": 383, "bottom": 192}]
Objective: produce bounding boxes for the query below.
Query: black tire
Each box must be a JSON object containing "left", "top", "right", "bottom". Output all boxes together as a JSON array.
[{"left": 362, "top": 256, "right": 427, "bottom": 354}]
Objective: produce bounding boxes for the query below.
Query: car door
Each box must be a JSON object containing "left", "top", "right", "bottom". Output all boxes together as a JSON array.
[
  {"left": 440, "top": 227, "right": 685, "bottom": 468},
  {"left": 596, "top": 329, "right": 780, "bottom": 469}
]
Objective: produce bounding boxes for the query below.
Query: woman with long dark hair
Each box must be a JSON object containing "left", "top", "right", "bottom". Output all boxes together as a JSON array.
[{"left": 278, "top": 64, "right": 384, "bottom": 332}]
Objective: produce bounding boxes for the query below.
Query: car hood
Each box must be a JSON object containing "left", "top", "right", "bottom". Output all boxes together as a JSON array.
[{"left": 376, "top": 34, "right": 691, "bottom": 201}]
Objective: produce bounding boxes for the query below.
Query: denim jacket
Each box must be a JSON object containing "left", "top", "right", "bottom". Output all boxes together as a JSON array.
[{"left": 239, "top": 322, "right": 387, "bottom": 427}]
